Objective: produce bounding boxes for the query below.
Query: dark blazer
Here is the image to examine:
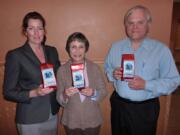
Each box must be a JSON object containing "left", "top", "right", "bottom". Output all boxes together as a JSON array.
[{"left": 3, "top": 42, "right": 61, "bottom": 124}]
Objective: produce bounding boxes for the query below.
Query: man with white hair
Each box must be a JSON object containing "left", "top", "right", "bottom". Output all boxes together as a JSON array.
[{"left": 104, "top": 5, "right": 180, "bottom": 135}]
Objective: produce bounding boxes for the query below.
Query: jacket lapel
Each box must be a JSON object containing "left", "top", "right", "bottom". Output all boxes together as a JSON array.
[
  {"left": 43, "top": 46, "right": 49, "bottom": 63},
  {"left": 85, "top": 59, "right": 96, "bottom": 89},
  {"left": 21, "top": 42, "right": 41, "bottom": 66}
]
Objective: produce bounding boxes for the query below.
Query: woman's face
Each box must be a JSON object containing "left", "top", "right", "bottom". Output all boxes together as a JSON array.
[
  {"left": 69, "top": 40, "right": 86, "bottom": 63},
  {"left": 25, "top": 19, "right": 45, "bottom": 46}
]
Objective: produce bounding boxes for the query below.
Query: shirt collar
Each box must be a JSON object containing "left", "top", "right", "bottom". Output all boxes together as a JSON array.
[
  {"left": 141, "top": 38, "right": 151, "bottom": 51},
  {"left": 127, "top": 37, "right": 151, "bottom": 51}
]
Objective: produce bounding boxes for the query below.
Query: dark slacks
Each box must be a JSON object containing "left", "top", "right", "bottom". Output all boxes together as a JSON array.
[
  {"left": 110, "top": 91, "right": 160, "bottom": 135},
  {"left": 64, "top": 125, "right": 101, "bottom": 135}
]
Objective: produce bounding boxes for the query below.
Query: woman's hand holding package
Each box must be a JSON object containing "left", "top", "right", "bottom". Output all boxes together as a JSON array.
[
  {"left": 80, "top": 87, "right": 94, "bottom": 97},
  {"left": 64, "top": 87, "right": 79, "bottom": 97},
  {"left": 29, "top": 85, "right": 54, "bottom": 97}
]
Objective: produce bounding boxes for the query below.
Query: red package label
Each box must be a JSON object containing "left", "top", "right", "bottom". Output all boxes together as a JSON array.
[
  {"left": 71, "top": 63, "right": 85, "bottom": 90},
  {"left": 121, "top": 54, "right": 135, "bottom": 80},
  {"left": 40, "top": 63, "right": 57, "bottom": 89}
]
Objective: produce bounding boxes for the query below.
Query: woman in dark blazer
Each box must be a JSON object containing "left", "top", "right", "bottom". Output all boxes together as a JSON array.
[
  {"left": 56, "top": 32, "right": 108, "bottom": 135},
  {"left": 3, "top": 11, "right": 60, "bottom": 135}
]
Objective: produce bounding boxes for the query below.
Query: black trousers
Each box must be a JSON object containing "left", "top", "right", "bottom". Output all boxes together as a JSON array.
[{"left": 110, "top": 91, "right": 160, "bottom": 135}]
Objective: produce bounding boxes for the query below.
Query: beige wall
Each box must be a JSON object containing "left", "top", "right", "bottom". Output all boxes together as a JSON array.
[
  {"left": 0, "top": 0, "right": 173, "bottom": 61},
  {"left": 0, "top": 0, "right": 173, "bottom": 135}
]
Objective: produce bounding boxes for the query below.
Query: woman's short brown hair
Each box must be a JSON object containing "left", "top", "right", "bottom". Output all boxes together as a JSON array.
[{"left": 66, "top": 32, "right": 89, "bottom": 54}]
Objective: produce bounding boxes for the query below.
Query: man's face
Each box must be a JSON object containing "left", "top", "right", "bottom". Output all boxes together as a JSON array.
[{"left": 125, "top": 9, "right": 150, "bottom": 42}]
